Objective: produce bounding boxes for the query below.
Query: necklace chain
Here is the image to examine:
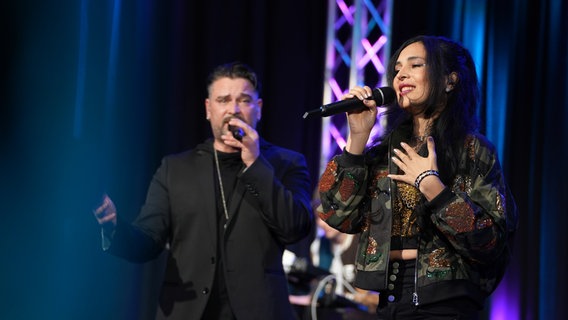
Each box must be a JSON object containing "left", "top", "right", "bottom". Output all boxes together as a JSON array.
[
  {"left": 213, "top": 149, "right": 230, "bottom": 224},
  {"left": 413, "top": 135, "right": 428, "bottom": 142}
]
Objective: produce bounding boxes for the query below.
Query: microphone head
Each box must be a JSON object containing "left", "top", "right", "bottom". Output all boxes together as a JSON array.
[
  {"left": 228, "top": 125, "right": 245, "bottom": 141},
  {"left": 372, "top": 86, "right": 396, "bottom": 105},
  {"left": 302, "top": 86, "right": 396, "bottom": 120}
]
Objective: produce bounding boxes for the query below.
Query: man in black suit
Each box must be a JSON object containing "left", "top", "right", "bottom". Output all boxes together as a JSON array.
[{"left": 93, "top": 62, "right": 313, "bottom": 319}]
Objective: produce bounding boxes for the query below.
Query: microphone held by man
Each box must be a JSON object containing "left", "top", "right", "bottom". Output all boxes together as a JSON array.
[{"left": 302, "top": 86, "right": 396, "bottom": 119}]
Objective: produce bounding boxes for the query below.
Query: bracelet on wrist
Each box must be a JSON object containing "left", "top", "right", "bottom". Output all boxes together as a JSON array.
[{"left": 414, "top": 169, "right": 440, "bottom": 189}]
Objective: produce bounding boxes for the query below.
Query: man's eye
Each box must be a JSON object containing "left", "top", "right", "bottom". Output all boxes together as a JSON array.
[{"left": 237, "top": 97, "right": 252, "bottom": 104}]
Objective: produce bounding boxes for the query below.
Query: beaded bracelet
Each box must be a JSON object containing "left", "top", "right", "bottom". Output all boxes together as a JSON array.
[{"left": 414, "top": 169, "right": 440, "bottom": 189}]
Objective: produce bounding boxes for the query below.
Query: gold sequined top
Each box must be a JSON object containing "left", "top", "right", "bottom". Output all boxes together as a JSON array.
[
  {"left": 391, "top": 139, "right": 426, "bottom": 249},
  {"left": 392, "top": 181, "right": 422, "bottom": 237}
]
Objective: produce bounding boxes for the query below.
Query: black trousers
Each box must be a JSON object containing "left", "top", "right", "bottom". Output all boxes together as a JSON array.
[{"left": 376, "top": 259, "right": 479, "bottom": 320}]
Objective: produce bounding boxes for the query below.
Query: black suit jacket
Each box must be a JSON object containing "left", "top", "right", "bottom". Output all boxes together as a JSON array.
[{"left": 108, "top": 139, "right": 313, "bottom": 319}]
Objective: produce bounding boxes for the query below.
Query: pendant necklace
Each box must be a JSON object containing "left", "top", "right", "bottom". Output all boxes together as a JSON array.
[
  {"left": 413, "top": 135, "right": 428, "bottom": 142},
  {"left": 213, "top": 148, "right": 230, "bottom": 228}
]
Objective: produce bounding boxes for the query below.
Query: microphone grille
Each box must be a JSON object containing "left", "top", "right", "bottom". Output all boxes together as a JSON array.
[{"left": 374, "top": 87, "right": 396, "bottom": 105}]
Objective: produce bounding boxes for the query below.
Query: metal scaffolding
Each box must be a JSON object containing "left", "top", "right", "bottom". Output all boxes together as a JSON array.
[{"left": 320, "top": 0, "right": 392, "bottom": 175}]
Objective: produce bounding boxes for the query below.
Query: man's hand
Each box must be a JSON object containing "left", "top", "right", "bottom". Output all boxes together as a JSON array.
[{"left": 222, "top": 118, "right": 260, "bottom": 168}]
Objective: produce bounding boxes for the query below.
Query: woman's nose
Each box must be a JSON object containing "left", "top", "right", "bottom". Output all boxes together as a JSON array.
[{"left": 397, "top": 70, "right": 408, "bottom": 81}]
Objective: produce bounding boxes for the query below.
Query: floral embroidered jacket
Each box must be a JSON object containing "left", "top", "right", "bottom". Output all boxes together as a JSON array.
[{"left": 317, "top": 134, "right": 517, "bottom": 308}]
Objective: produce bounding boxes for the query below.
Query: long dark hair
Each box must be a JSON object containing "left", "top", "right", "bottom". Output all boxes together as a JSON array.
[{"left": 370, "top": 35, "right": 480, "bottom": 181}]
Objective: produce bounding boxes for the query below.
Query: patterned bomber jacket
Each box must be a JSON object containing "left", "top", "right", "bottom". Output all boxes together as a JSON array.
[{"left": 317, "top": 134, "right": 517, "bottom": 307}]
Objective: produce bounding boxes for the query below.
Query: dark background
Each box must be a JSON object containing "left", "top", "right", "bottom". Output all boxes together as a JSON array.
[{"left": 1, "top": 1, "right": 566, "bottom": 319}]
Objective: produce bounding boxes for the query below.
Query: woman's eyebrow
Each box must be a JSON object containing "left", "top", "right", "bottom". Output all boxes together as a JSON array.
[{"left": 396, "top": 56, "right": 426, "bottom": 65}]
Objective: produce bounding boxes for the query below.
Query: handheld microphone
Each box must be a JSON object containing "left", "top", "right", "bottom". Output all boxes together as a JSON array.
[
  {"left": 228, "top": 125, "right": 245, "bottom": 141},
  {"left": 302, "top": 86, "right": 396, "bottom": 119}
]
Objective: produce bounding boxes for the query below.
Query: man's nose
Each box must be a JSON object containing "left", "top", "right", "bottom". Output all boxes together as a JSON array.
[{"left": 228, "top": 101, "right": 241, "bottom": 114}]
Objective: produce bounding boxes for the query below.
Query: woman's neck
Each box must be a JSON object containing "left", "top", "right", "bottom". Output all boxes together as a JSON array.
[{"left": 413, "top": 114, "right": 434, "bottom": 138}]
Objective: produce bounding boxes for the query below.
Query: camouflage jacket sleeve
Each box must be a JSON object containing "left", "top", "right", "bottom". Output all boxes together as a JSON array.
[
  {"left": 317, "top": 149, "right": 370, "bottom": 234},
  {"left": 425, "top": 135, "right": 517, "bottom": 265}
]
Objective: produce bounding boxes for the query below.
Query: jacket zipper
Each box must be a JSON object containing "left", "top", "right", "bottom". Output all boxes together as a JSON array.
[
  {"left": 412, "top": 235, "right": 420, "bottom": 306},
  {"left": 389, "top": 135, "right": 420, "bottom": 306}
]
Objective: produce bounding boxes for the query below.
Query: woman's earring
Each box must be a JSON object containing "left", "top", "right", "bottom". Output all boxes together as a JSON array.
[{"left": 446, "top": 80, "right": 454, "bottom": 93}]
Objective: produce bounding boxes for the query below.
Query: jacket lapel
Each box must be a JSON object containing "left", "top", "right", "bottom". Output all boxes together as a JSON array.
[{"left": 196, "top": 146, "right": 219, "bottom": 252}]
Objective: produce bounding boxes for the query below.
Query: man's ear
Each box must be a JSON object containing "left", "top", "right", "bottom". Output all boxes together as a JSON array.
[
  {"left": 256, "top": 98, "right": 263, "bottom": 121},
  {"left": 205, "top": 99, "right": 211, "bottom": 120}
]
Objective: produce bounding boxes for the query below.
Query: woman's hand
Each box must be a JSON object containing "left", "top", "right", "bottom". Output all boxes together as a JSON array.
[
  {"left": 344, "top": 86, "right": 378, "bottom": 134},
  {"left": 344, "top": 86, "right": 378, "bottom": 154},
  {"left": 387, "top": 136, "right": 445, "bottom": 200},
  {"left": 93, "top": 194, "right": 117, "bottom": 231}
]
